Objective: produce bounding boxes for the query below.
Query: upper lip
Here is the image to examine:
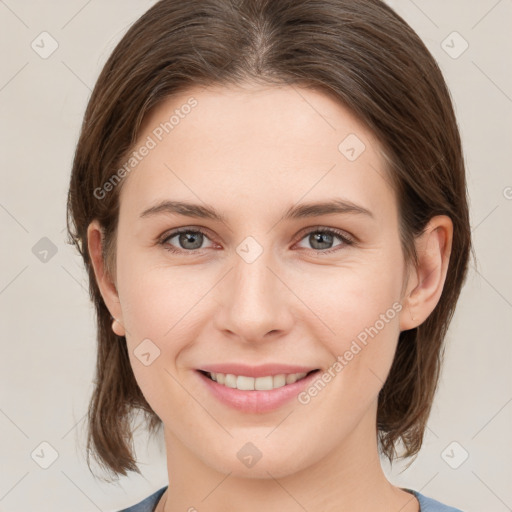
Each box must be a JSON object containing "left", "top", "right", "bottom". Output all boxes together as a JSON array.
[{"left": 198, "top": 363, "right": 319, "bottom": 378}]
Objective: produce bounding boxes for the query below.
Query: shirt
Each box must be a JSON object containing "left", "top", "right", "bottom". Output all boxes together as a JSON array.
[{"left": 117, "top": 485, "right": 465, "bottom": 511}]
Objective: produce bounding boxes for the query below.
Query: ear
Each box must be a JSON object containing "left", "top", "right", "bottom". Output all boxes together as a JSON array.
[
  {"left": 87, "top": 219, "right": 126, "bottom": 336},
  {"left": 399, "top": 215, "right": 453, "bottom": 331}
]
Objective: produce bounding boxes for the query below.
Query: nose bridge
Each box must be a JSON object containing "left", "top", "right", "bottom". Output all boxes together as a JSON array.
[{"left": 216, "top": 237, "right": 293, "bottom": 340}]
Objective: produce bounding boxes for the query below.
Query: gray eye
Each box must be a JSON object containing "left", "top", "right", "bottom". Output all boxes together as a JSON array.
[
  {"left": 163, "top": 229, "right": 215, "bottom": 252},
  {"left": 175, "top": 231, "right": 204, "bottom": 250},
  {"left": 308, "top": 232, "right": 335, "bottom": 250},
  {"left": 296, "top": 229, "right": 346, "bottom": 252}
]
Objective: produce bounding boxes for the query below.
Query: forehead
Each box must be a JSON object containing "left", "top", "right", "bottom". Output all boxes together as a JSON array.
[{"left": 118, "top": 84, "right": 396, "bottom": 224}]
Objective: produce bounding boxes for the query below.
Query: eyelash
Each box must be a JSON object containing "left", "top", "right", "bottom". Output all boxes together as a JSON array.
[{"left": 159, "top": 226, "right": 356, "bottom": 255}]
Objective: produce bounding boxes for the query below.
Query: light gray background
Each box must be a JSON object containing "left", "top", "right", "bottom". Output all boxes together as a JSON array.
[{"left": 1, "top": 1, "right": 511, "bottom": 511}]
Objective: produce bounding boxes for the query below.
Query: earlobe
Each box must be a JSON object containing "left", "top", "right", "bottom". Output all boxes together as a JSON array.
[
  {"left": 399, "top": 216, "right": 453, "bottom": 331},
  {"left": 111, "top": 317, "right": 126, "bottom": 337},
  {"left": 87, "top": 220, "right": 125, "bottom": 335}
]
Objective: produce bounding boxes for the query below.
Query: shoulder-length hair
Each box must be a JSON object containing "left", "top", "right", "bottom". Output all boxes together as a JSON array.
[{"left": 66, "top": 0, "right": 472, "bottom": 479}]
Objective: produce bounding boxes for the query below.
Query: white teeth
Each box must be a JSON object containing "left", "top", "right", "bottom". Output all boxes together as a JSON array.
[
  {"left": 224, "top": 374, "right": 237, "bottom": 388},
  {"left": 286, "top": 373, "right": 298, "bottom": 385},
  {"left": 208, "top": 372, "right": 309, "bottom": 391}
]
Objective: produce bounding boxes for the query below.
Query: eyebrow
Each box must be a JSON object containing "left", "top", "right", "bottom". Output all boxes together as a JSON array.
[{"left": 139, "top": 198, "right": 374, "bottom": 222}]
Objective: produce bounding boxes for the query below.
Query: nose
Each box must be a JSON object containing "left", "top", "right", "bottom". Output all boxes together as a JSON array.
[{"left": 213, "top": 244, "right": 295, "bottom": 344}]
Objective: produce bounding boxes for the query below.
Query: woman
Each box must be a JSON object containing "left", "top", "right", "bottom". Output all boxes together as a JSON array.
[{"left": 66, "top": 0, "right": 472, "bottom": 510}]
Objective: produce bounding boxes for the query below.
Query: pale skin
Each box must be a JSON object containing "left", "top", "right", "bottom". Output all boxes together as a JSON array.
[{"left": 88, "top": 83, "right": 452, "bottom": 512}]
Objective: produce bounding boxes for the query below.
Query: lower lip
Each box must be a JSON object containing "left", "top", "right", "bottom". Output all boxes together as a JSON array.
[{"left": 196, "top": 370, "right": 320, "bottom": 413}]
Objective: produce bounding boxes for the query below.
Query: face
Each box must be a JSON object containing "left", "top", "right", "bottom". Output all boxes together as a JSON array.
[{"left": 96, "top": 84, "right": 415, "bottom": 479}]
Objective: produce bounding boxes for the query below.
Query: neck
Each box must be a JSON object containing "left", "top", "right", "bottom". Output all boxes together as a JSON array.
[{"left": 158, "top": 404, "right": 419, "bottom": 512}]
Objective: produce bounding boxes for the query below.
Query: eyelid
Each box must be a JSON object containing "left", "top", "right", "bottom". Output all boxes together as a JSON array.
[
  {"left": 158, "top": 225, "right": 218, "bottom": 248},
  {"left": 293, "top": 225, "right": 356, "bottom": 245},
  {"left": 159, "top": 225, "right": 357, "bottom": 254}
]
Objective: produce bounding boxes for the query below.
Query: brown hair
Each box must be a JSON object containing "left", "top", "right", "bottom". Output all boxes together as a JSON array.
[{"left": 66, "top": 0, "right": 473, "bottom": 480}]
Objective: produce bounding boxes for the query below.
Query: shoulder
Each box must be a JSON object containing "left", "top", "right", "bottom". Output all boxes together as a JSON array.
[
  {"left": 116, "top": 486, "right": 464, "bottom": 512},
  {"left": 116, "top": 486, "right": 168, "bottom": 512},
  {"left": 406, "top": 488, "right": 465, "bottom": 512}
]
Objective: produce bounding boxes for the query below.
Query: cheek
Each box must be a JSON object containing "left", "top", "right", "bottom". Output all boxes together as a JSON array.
[
  {"left": 116, "top": 247, "right": 206, "bottom": 341},
  {"left": 115, "top": 260, "right": 203, "bottom": 411},
  {"left": 296, "top": 251, "right": 404, "bottom": 389},
  {"left": 293, "top": 253, "right": 404, "bottom": 337}
]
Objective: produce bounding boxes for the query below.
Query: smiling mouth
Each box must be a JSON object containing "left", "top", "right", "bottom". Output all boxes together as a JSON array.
[{"left": 198, "top": 369, "right": 320, "bottom": 391}]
